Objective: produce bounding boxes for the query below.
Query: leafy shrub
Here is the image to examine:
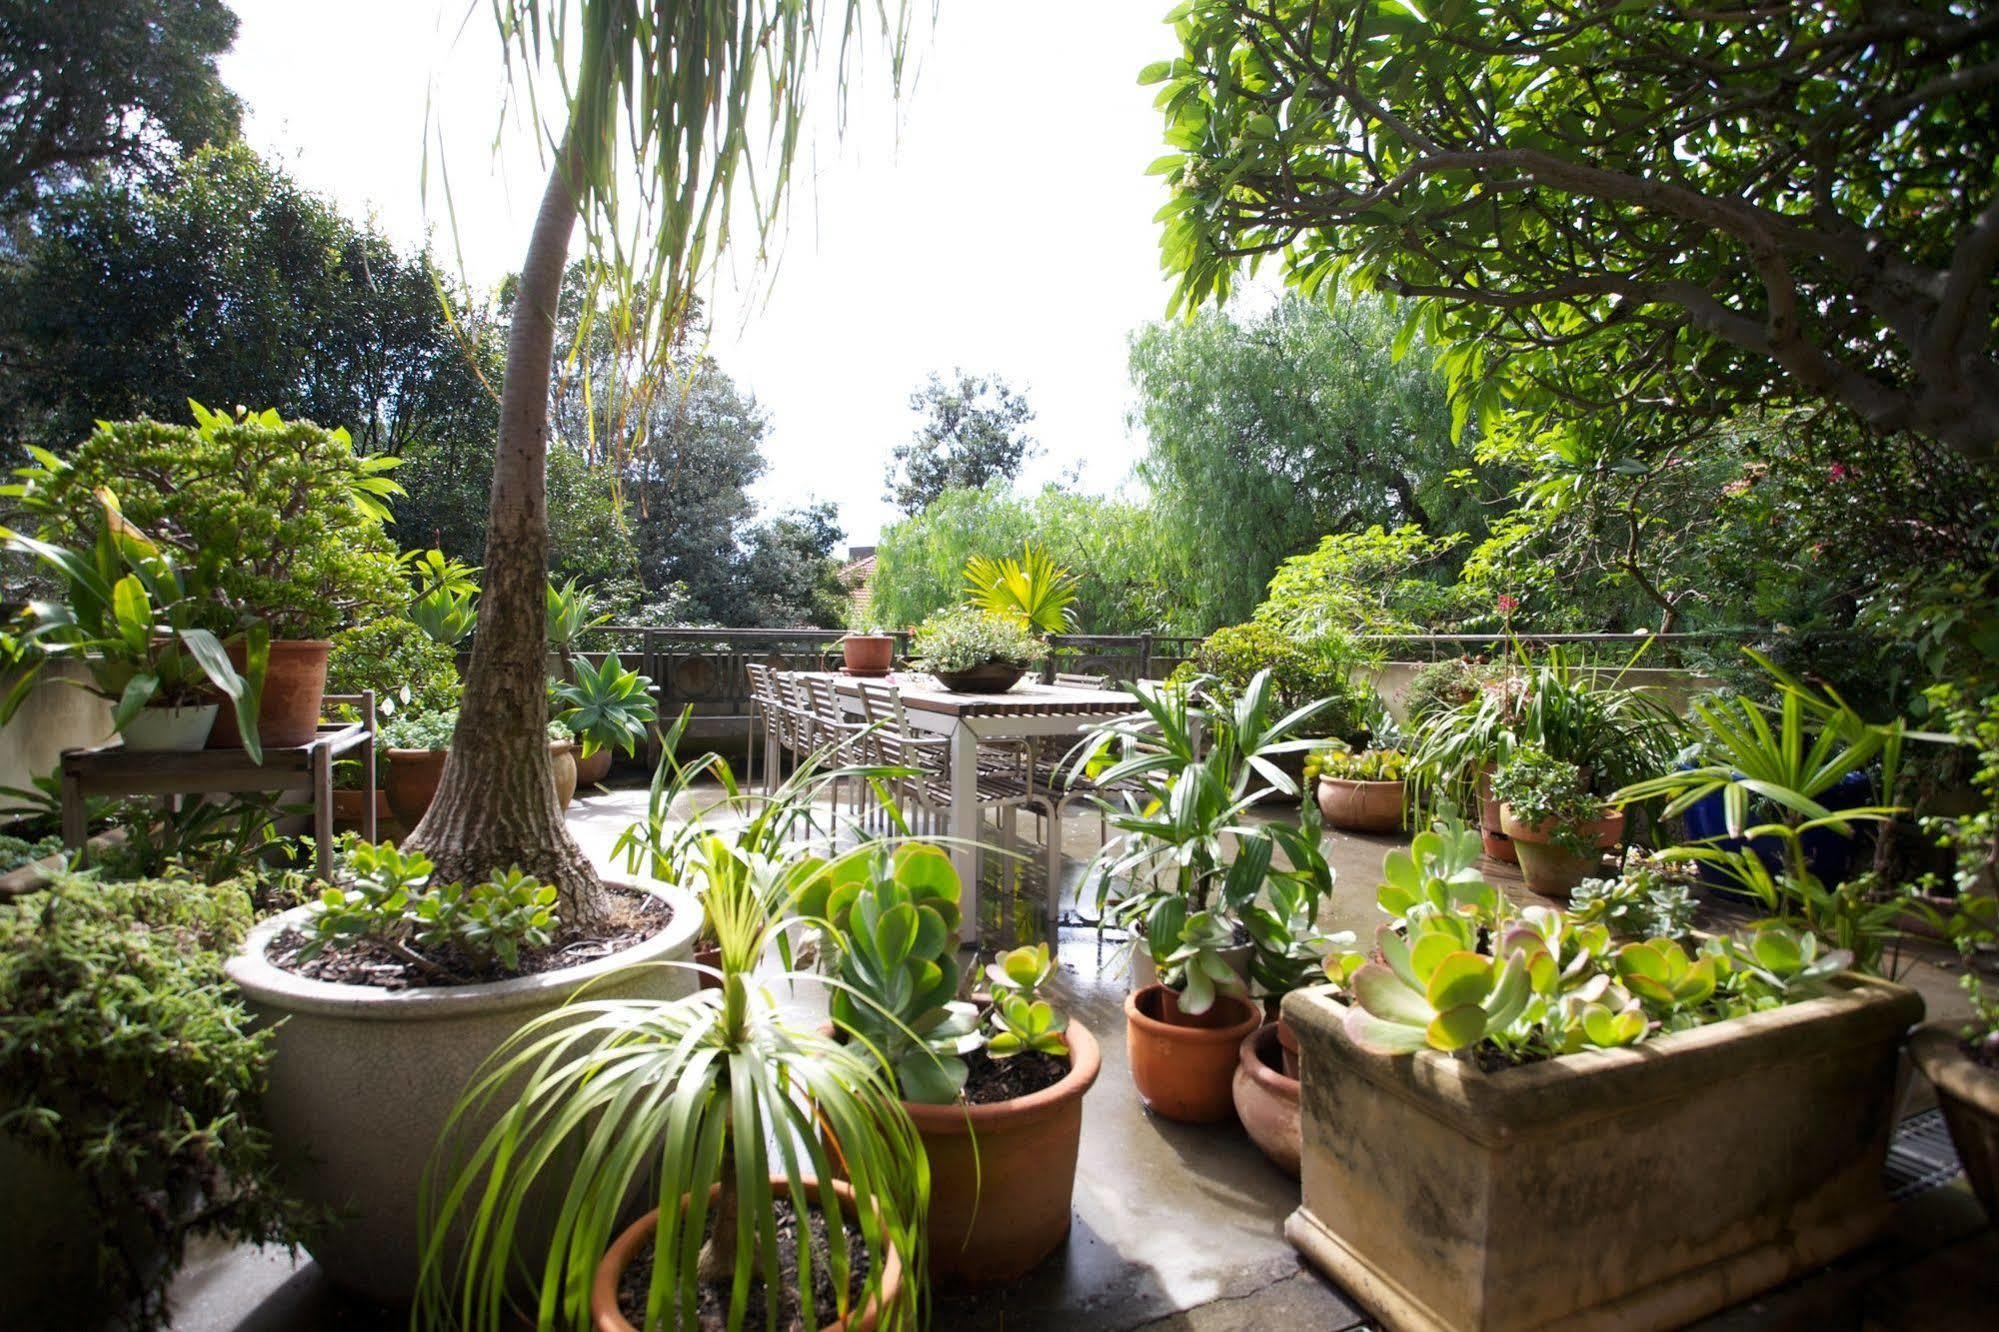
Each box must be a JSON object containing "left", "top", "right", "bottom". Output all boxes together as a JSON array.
[
  {"left": 1403, "top": 657, "right": 1494, "bottom": 723},
  {"left": 11, "top": 405, "right": 405, "bottom": 638},
  {"left": 909, "top": 605, "right": 1045, "bottom": 673},
  {"left": 326, "top": 616, "right": 461, "bottom": 720},
  {"left": 0, "top": 829, "right": 61, "bottom": 875},
  {"left": 301, "top": 840, "right": 558, "bottom": 976},
  {"left": 1177, "top": 620, "right": 1374, "bottom": 742},
  {"left": 1257, "top": 524, "right": 1469, "bottom": 640},
  {"left": 1491, "top": 745, "right": 1603, "bottom": 852},
  {"left": 379, "top": 708, "right": 460, "bottom": 752},
  {"left": 0, "top": 872, "right": 308, "bottom": 1329}
]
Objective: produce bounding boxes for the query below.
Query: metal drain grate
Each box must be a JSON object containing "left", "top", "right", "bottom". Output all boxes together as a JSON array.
[{"left": 1884, "top": 1108, "right": 1964, "bottom": 1201}]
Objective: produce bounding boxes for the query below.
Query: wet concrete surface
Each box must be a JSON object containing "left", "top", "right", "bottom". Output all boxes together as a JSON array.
[{"left": 165, "top": 783, "right": 1988, "bottom": 1330}]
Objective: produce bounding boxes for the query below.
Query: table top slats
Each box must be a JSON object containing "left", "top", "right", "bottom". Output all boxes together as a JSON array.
[{"left": 796, "top": 671, "right": 1138, "bottom": 719}]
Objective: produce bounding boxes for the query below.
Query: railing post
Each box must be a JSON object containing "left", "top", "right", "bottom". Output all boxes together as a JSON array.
[{"left": 1139, "top": 632, "right": 1153, "bottom": 682}]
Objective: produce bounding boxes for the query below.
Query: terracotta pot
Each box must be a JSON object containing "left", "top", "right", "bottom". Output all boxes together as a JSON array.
[
  {"left": 1124, "top": 985, "right": 1262, "bottom": 1124},
  {"left": 1910, "top": 1024, "right": 1999, "bottom": 1222},
  {"left": 385, "top": 742, "right": 577, "bottom": 828},
  {"left": 384, "top": 747, "right": 447, "bottom": 828},
  {"left": 1277, "top": 1016, "right": 1301, "bottom": 1080},
  {"left": 1234, "top": 1023, "right": 1301, "bottom": 1176},
  {"left": 552, "top": 741, "right": 578, "bottom": 810},
  {"left": 591, "top": 1176, "right": 902, "bottom": 1332},
  {"left": 1478, "top": 778, "right": 1518, "bottom": 863},
  {"left": 121, "top": 702, "right": 218, "bottom": 752},
  {"left": 1316, "top": 777, "right": 1406, "bottom": 834},
  {"left": 695, "top": 943, "right": 723, "bottom": 992},
  {"left": 330, "top": 789, "right": 390, "bottom": 832},
  {"left": 1501, "top": 803, "right": 1626, "bottom": 899},
  {"left": 575, "top": 745, "right": 613, "bottom": 788},
  {"left": 905, "top": 1020, "right": 1101, "bottom": 1284},
  {"left": 209, "top": 638, "right": 331, "bottom": 750},
  {"left": 933, "top": 661, "right": 1026, "bottom": 694},
  {"left": 842, "top": 634, "right": 895, "bottom": 675}
]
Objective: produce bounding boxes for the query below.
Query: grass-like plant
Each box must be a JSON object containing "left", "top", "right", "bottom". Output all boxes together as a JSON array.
[{"left": 417, "top": 826, "right": 928, "bottom": 1331}]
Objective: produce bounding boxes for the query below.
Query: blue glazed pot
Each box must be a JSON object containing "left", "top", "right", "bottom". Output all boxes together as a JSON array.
[{"left": 1680, "top": 767, "right": 1874, "bottom": 890}]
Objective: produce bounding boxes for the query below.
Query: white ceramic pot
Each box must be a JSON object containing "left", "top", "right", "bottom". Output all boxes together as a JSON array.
[
  {"left": 120, "top": 702, "right": 219, "bottom": 752},
  {"left": 1127, "top": 932, "right": 1255, "bottom": 993},
  {"left": 225, "top": 878, "right": 703, "bottom": 1303}
]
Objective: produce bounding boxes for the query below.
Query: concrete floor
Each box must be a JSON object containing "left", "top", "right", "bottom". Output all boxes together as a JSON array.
[{"left": 166, "top": 783, "right": 1996, "bottom": 1331}]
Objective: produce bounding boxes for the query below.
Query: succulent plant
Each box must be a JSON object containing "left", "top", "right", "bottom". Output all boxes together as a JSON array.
[{"left": 985, "top": 943, "right": 1070, "bottom": 1060}]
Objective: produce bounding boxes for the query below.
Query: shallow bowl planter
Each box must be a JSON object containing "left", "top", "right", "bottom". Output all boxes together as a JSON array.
[
  {"left": 907, "top": 1019, "right": 1102, "bottom": 1284},
  {"left": 121, "top": 702, "right": 219, "bottom": 752},
  {"left": 1317, "top": 777, "right": 1406, "bottom": 834},
  {"left": 210, "top": 638, "right": 332, "bottom": 750},
  {"left": 1909, "top": 1023, "right": 1999, "bottom": 1222},
  {"left": 591, "top": 1175, "right": 903, "bottom": 1332},
  {"left": 1233, "top": 1022, "right": 1301, "bottom": 1175},
  {"left": 1124, "top": 985, "right": 1262, "bottom": 1124},
  {"left": 932, "top": 661, "right": 1026, "bottom": 694},
  {"left": 1282, "top": 976, "right": 1923, "bottom": 1332},
  {"left": 1499, "top": 803, "right": 1625, "bottom": 899},
  {"left": 225, "top": 878, "right": 703, "bottom": 1303}
]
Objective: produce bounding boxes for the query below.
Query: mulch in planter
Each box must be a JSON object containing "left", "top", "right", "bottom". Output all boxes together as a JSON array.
[
  {"left": 269, "top": 884, "right": 672, "bottom": 990},
  {"left": 958, "top": 1047, "right": 1068, "bottom": 1106},
  {"left": 618, "top": 1195, "right": 872, "bottom": 1332}
]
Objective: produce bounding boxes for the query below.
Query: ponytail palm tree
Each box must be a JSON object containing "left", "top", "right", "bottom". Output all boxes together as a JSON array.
[{"left": 407, "top": 1, "right": 916, "bottom": 921}]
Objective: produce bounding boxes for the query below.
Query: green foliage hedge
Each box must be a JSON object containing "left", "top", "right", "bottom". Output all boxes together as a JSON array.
[{"left": 0, "top": 872, "right": 306, "bottom": 1329}]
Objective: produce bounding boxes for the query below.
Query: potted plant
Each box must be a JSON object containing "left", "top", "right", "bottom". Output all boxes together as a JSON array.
[
  {"left": 908, "top": 605, "right": 1043, "bottom": 693},
  {"left": 552, "top": 652, "right": 657, "bottom": 786},
  {"left": 840, "top": 622, "right": 897, "bottom": 676},
  {"left": 6, "top": 405, "right": 407, "bottom": 750},
  {"left": 1071, "top": 671, "right": 1332, "bottom": 1121},
  {"left": 324, "top": 616, "right": 463, "bottom": 827},
  {"left": 1284, "top": 816, "right": 1924, "bottom": 1332},
  {"left": 1309, "top": 745, "right": 1409, "bottom": 833},
  {"left": 1494, "top": 745, "right": 1626, "bottom": 898},
  {"left": 225, "top": 838, "right": 701, "bottom": 1302},
  {"left": 417, "top": 826, "right": 922, "bottom": 1332},
  {"left": 811, "top": 846, "right": 1100, "bottom": 1284},
  {"left": 0, "top": 871, "right": 311, "bottom": 1332},
  {"left": 380, "top": 707, "right": 577, "bottom": 828},
  {"left": 1, "top": 492, "right": 264, "bottom": 756}
]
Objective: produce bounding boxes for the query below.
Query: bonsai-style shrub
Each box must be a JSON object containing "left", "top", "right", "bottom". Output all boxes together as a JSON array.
[
  {"left": 326, "top": 616, "right": 461, "bottom": 719},
  {"left": 1331, "top": 816, "right": 1853, "bottom": 1063},
  {"left": 909, "top": 605, "right": 1044, "bottom": 674},
  {"left": 0, "top": 872, "right": 309, "bottom": 1330},
  {"left": 1177, "top": 620, "right": 1374, "bottom": 743},
  {"left": 8, "top": 404, "right": 405, "bottom": 640},
  {"left": 1491, "top": 746, "right": 1604, "bottom": 855}
]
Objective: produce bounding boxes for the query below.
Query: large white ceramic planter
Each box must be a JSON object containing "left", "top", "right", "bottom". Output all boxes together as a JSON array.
[
  {"left": 1282, "top": 976, "right": 1923, "bottom": 1332},
  {"left": 226, "top": 878, "right": 703, "bottom": 1303},
  {"left": 120, "top": 702, "right": 218, "bottom": 752}
]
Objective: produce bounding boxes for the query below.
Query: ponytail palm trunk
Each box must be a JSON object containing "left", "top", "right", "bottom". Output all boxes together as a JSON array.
[{"left": 408, "top": 1, "right": 913, "bottom": 922}]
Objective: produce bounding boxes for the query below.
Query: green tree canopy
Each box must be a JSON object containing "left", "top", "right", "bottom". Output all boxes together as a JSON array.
[
  {"left": 1146, "top": 1, "right": 1999, "bottom": 461},
  {"left": 0, "top": 144, "right": 497, "bottom": 452},
  {"left": 0, "top": 0, "right": 241, "bottom": 218},
  {"left": 883, "top": 369, "right": 1039, "bottom": 515},
  {"left": 1130, "top": 294, "right": 1497, "bottom": 628}
]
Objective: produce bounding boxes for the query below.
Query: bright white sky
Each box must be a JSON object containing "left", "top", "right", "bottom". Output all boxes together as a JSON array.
[{"left": 218, "top": 1, "right": 1187, "bottom": 546}]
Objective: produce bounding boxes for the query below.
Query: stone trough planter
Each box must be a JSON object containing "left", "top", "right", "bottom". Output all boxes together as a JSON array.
[
  {"left": 225, "top": 878, "right": 703, "bottom": 1303},
  {"left": 1281, "top": 976, "right": 1923, "bottom": 1332}
]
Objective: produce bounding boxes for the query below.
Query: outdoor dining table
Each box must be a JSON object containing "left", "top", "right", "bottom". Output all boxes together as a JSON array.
[{"left": 804, "top": 672, "right": 1140, "bottom": 944}]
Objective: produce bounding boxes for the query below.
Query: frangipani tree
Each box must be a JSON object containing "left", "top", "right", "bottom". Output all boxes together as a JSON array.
[{"left": 408, "top": 1, "right": 915, "bottom": 921}]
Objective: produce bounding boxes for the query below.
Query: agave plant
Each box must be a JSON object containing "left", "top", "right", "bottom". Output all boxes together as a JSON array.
[
  {"left": 418, "top": 825, "right": 928, "bottom": 1332},
  {"left": 546, "top": 575, "right": 611, "bottom": 654},
  {"left": 963, "top": 542, "right": 1079, "bottom": 634},
  {"left": 551, "top": 652, "right": 657, "bottom": 758}
]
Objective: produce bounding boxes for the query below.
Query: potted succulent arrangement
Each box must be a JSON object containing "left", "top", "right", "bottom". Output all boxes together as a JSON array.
[
  {"left": 226, "top": 839, "right": 700, "bottom": 1302},
  {"left": 417, "top": 822, "right": 923, "bottom": 1332},
  {"left": 1409, "top": 647, "right": 1681, "bottom": 865},
  {"left": 909, "top": 605, "right": 1044, "bottom": 694},
  {"left": 552, "top": 652, "right": 658, "bottom": 786},
  {"left": 810, "top": 846, "right": 1100, "bottom": 1284},
  {"left": 1071, "top": 670, "right": 1342, "bottom": 1122},
  {"left": 1284, "top": 815, "right": 1923, "bottom": 1332},
  {"left": 1493, "top": 745, "right": 1627, "bottom": 898},
  {"left": 6, "top": 405, "right": 406, "bottom": 751},
  {"left": 1, "top": 492, "right": 265, "bottom": 756},
  {"left": 1309, "top": 745, "right": 1410, "bottom": 834}
]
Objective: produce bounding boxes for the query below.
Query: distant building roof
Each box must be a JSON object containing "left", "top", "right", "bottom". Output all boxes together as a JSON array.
[{"left": 839, "top": 549, "right": 878, "bottom": 622}]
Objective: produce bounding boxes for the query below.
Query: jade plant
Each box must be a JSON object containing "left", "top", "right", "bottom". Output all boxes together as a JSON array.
[
  {"left": 1330, "top": 814, "right": 1854, "bottom": 1066},
  {"left": 418, "top": 827, "right": 926, "bottom": 1332},
  {"left": 984, "top": 943, "right": 1071, "bottom": 1060},
  {"left": 297, "top": 840, "right": 558, "bottom": 978}
]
